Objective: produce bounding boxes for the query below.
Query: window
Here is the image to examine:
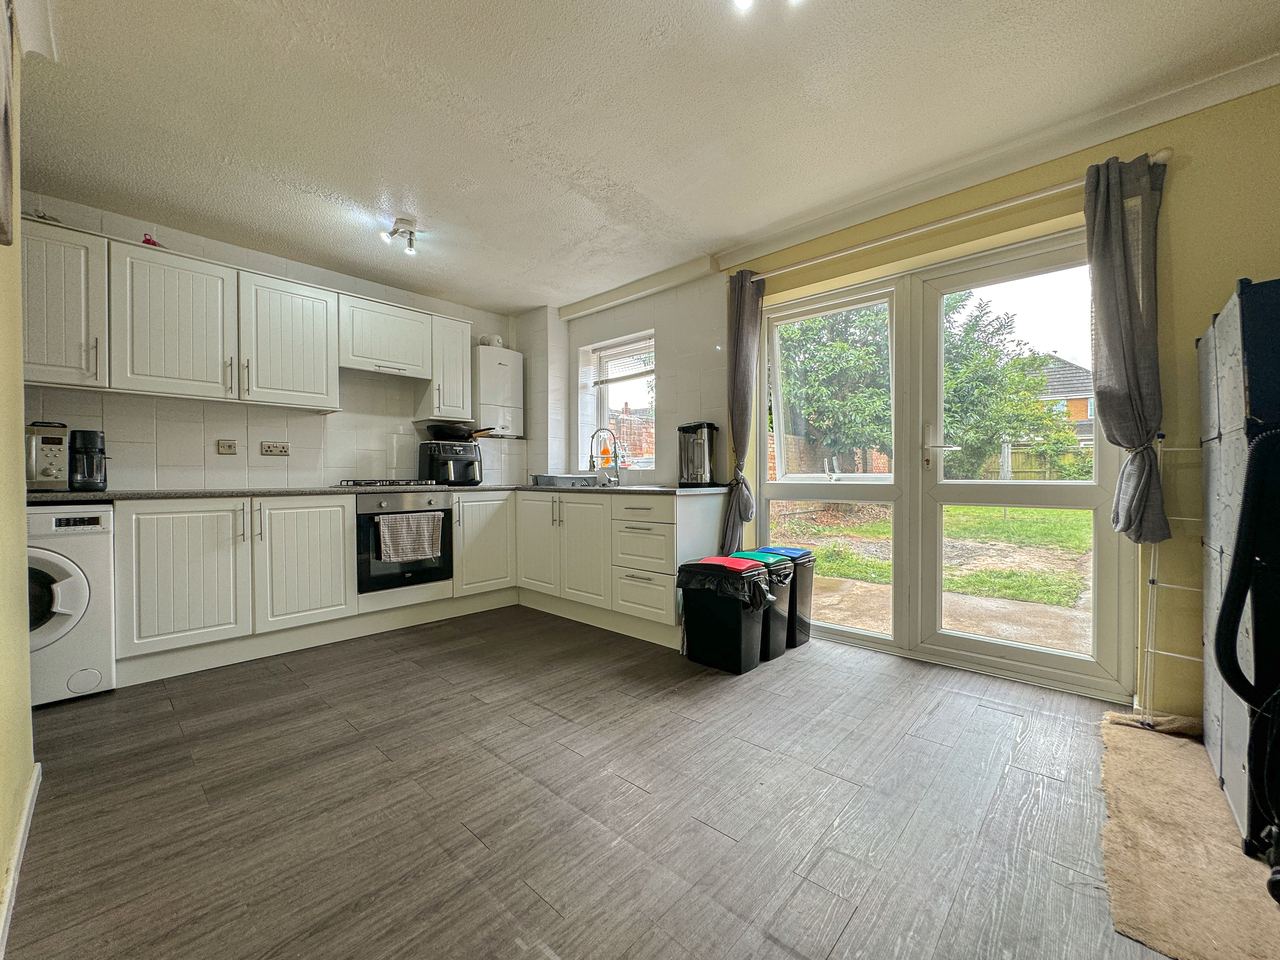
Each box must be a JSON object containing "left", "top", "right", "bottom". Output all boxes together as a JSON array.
[
  {"left": 1087, "top": 397, "right": 1095, "bottom": 419},
  {"left": 579, "top": 333, "right": 656, "bottom": 470}
]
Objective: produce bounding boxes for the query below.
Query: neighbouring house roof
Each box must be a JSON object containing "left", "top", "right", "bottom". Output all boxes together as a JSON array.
[{"left": 1039, "top": 355, "right": 1094, "bottom": 400}]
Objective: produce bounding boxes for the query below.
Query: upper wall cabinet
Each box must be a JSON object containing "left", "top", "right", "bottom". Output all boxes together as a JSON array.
[
  {"left": 338, "top": 294, "right": 431, "bottom": 380},
  {"left": 239, "top": 274, "right": 340, "bottom": 410},
  {"left": 429, "top": 315, "right": 473, "bottom": 421},
  {"left": 109, "top": 243, "right": 239, "bottom": 400},
  {"left": 23, "top": 221, "right": 109, "bottom": 389}
]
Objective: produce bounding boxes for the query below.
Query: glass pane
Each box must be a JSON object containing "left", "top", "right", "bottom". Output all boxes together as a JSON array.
[
  {"left": 768, "top": 499, "right": 892, "bottom": 637},
  {"left": 941, "top": 266, "right": 1095, "bottom": 481},
  {"left": 770, "top": 302, "right": 893, "bottom": 479},
  {"left": 606, "top": 375, "right": 655, "bottom": 469},
  {"left": 940, "top": 506, "right": 1092, "bottom": 654}
]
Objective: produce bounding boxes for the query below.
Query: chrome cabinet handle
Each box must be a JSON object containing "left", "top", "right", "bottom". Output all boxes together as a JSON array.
[
  {"left": 551, "top": 496, "right": 557, "bottom": 526},
  {"left": 227, "top": 356, "right": 235, "bottom": 394},
  {"left": 375, "top": 363, "right": 407, "bottom": 373},
  {"left": 623, "top": 525, "right": 653, "bottom": 532},
  {"left": 244, "top": 358, "right": 252, "bottom": 397},
  {"left": 623, "top": 506, "right": 652, "bottom": 511},
  {"left": 625, "top": 574, "right": 653, "bottom": 581},
  {"left": 255, "top": 503, "right": 264, "bottom": 540},
  {"left": 93, "top": 337, "right": 101, "bottom": 381},
  {"left": 436, "top": 383, "right": 442, "bottom": 410},
  {"left": 238, "top": 505, "right": 246, "bottom": 542}
]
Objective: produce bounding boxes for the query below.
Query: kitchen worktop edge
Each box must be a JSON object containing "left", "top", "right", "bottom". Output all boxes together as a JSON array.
[{"left": 27, "top": 483, "right": 728, "bottom": 504}]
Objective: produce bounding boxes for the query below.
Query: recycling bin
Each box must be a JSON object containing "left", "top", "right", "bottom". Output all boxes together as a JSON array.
[
  {"left": 677, "top": 556, "right": 770, "bottom": 674},
  {"left": 758, "top": 546, "right": 815, "bottom": 647},
  {"left": 730, "top": 551, "right": 794, "bottom": 662}
]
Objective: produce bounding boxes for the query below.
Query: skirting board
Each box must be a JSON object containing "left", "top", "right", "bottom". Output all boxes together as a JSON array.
[
  {"left": 1, "top": 763, "right": 42, "bottom": 960},
  {"left": 116, "top": 589, "right": 519, "bottom": 686},
  {"left": 518, "top": 589, "right": 682, "bottom": 650}
]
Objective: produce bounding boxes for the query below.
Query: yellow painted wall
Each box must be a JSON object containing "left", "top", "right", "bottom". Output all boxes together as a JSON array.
[
  {"left": 0, "top": 33, "right": 32, "bottom": 897},
  {"left": 734, "top": 83, "right": 1280, "bottom": 717}
]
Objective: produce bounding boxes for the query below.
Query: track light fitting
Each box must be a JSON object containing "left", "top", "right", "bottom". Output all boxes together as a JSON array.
[{"left": 380, "top": 218, "right": 418, "bottom": 256}]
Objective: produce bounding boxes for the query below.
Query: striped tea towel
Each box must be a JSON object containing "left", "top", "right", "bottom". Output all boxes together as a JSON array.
[{"left": 379, "top": 511, "right": 443, "bottom": 563}]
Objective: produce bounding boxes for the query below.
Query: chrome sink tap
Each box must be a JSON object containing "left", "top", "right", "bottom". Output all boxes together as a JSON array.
[{"left": 589, "top": 427, "right": 623, "bottom": 486}]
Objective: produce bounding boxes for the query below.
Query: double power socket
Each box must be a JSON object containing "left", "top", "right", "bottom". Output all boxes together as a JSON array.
[{"left": 216, "top": 440, "right": 290, "bottom": 457}]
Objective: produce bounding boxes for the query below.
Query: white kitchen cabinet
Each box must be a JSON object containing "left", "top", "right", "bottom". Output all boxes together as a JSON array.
[
  {"left": 239, "top": 274, "right": 341, "bottom": 409},
  {"left": 429, "top": 315, "right": 473, "bottom": 420},
  {"left": 612, "top": 567, "right": 678, "bottom": 625},
  {"left": 109, "top": 243, "right": 239, "bottom": 399},
  {"left": 22, "top": 221, "right": 109, "bottom": 388},
  {"left": 516, "top": 490, "right": 560, "bottom": 595},
  {"left": 338, "top": 294, "right": 432, "bottom": 380},
  {"left": 252, "top": 494, "right": 357, "bottom": 633},
  {"left": 113, "top": 498, "right": 253, "bottom": 658},
  {"left": 454, "top": 490, "right": 517, "bottom": 597},
  {"left": 560, "top": 494, "right": 612, "bottom": 610}
]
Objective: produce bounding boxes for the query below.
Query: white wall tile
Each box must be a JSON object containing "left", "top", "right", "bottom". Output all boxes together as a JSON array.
[
  {"left": 156, "top": 416, "right": 205, "bottom": 467},
  {"left": 103, "top": 394, "right": 157, "bottom": 443},
  {"left": 249, "top": 464, "right": 288, "bottom": 488},
  {"left": 24, "top": 386, "right": 42, "bottom": 421},
  {"left": 155, "top": 398, "right": 204, "bottom": 423},
  {"left": 156, "top": 465, "right": 205, "bottom": 490},
  {"left": 286, "top": 447, "right": 325, "bottom": 488},
  {"left": 107, "top": 441, "right": 157, "bottom": 490},
  {"left": 287, "top": 409, "right": 325, "bottom": 448}
]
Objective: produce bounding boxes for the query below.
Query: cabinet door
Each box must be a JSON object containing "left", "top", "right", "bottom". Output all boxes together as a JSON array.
[
  {"left": 110, "top": 243, "right": 239, "bottom": 399},
  {"left": 430, "top": 315, "right": 473, "bottom": 420},
  {"left": 114, "top": 498, "right": 253, "bottom": 658},
  {"left": 240, "top": 274, "right": 340, "bottom": 409},
  {"left": 23, "top": 222, "right": 109, "bottom": 388},
  {"left": 455, "top": 491, "right": 516, "bottom": 597},
  {"left": 560, "top": 494, "right": 612, "bottom": 610},
  {"left": 338, "top": 294, "right": 432, "bottom": 380},
  {"left": 516, "top": 491, "right": 560, "bottom": 595},
  {"left": 252, "top": 495, "right": 357, "bottom": 633}
]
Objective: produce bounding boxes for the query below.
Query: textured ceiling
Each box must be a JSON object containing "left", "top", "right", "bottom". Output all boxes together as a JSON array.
[{"left": 20, "top": 0, "right": 1280, "bottom": 315}]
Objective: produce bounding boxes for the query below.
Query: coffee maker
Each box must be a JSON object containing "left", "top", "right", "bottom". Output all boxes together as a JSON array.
[
  {"left": 678, "top": 422, "right": 718, "bottom": 487},
  {"left": 68, "top": 430, "right": 108, "bottom": 492}
]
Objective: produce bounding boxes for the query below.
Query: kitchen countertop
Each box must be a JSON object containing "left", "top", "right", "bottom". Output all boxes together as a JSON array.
[{"left": 26, "top": 483, "right": 729, "bottom": 504}]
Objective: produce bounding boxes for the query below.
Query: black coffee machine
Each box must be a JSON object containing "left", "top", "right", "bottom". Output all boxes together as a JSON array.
[
  {"left": 68, "top": 430, "right": 108, "bottom": 492},
  {"left": 418, "top": 441, "right": 482, "bottom": 486}
]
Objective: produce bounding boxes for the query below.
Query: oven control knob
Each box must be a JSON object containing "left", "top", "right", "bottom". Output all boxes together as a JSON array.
[{"left": 379, "top": 500, "right": 388, "bottom": 508}]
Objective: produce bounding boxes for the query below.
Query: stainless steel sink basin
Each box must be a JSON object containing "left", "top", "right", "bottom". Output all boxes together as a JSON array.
[{"left": 530, "top": 474, "right": 600, "bottom": 488}]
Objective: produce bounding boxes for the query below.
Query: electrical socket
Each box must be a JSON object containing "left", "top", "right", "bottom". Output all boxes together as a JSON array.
[
  {"left": 216, "top": 439, "right": 238, "bottom": 455},
  {"left": 260, "top": 441, "right": 290, "bottom": 457}
]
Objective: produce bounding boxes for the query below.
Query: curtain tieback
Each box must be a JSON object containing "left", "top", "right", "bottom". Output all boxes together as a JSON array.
[{"left": 1124, "top": 442, "right": 1155, "bottom": 455}]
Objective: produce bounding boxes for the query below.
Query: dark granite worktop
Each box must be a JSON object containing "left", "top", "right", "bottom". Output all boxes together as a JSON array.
[{"left": 27, "top": 483, "right": 728, "bottom": 504}]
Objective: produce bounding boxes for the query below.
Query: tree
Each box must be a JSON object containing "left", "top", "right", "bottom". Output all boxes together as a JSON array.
[{"left": 773, "top": 291, "right": 1080, "bottom": 478}]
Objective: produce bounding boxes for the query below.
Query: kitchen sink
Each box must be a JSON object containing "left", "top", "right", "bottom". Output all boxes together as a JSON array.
[{"left": 530, "top": 474, "right": 600, "bottom": 487}]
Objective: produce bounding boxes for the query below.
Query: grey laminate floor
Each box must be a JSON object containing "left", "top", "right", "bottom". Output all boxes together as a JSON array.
[{"left": 11, "top": 608, "right": 1165, "bottom": 960}]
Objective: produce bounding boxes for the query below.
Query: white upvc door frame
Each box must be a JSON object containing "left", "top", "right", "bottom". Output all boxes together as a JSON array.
[{"left": 755, "top": 229, "right": 1137, "bottom": 701}]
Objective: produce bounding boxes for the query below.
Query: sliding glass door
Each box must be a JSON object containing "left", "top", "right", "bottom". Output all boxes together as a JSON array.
[{"left": 759, "top": 231, "right": 1136, "bottom": 699}]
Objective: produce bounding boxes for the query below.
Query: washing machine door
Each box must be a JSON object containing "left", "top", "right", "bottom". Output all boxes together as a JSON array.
[{"left": 29, "top": 546, "right": 91, "bottom": 653}]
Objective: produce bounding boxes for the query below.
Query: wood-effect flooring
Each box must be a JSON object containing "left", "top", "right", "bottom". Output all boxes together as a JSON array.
[{"left": 10, "top": 608, "right": 1164, "bottom": 960}]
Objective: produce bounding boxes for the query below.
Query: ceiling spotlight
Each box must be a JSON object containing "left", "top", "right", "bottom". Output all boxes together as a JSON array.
[
  {"left": 733, "top": 0, "right": 752, "bottom": 8},
  {"left": 381, "top": 217, "right": 418, "bottom": 256}
]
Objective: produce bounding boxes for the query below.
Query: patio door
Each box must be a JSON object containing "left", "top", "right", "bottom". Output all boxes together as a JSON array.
[{"left": 760, "top": 231, "right": 1136, "bottom": 700}]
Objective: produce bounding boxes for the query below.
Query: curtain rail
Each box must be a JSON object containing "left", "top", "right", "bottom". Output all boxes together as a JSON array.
[{"left": 750, "top": 149, "right": 1172, "bottom": 284}]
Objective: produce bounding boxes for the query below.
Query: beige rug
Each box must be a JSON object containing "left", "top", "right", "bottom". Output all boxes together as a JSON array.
[{"left": 1100, "top": 714, "right": 1280, "bottom": 960}]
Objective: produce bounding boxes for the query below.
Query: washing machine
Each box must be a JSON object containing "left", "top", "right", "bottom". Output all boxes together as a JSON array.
[{"left": 28, "top": 504, "right": 116, "bottom": 706}]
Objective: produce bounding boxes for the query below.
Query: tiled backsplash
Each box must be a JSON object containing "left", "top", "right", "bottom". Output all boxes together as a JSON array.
[{"left": 24, "top": 371, "right": 527, "bottom": 490}]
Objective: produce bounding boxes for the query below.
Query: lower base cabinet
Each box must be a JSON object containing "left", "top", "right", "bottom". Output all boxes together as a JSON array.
[
  {"left": 252, "top": 495, "right": 357, "bottom": 634},
  {"left": 612, "top": 567, "right": 677, "bottom": 624},
  {"left": 454, "top": 490, "right": 517, "bottom": 597},
  {"left": 516, "top": 491, "right": 612, "bottom": 610},
  {"left": 114, "top": 498, "right": 254, "bottom": 659}
]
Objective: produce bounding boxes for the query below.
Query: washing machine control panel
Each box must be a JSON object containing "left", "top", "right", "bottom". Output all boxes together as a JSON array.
[{"left": 27, "top": 509, "right": 113, "bottom": 538}]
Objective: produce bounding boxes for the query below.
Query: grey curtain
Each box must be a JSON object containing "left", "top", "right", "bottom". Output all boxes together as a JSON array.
[
  {"left": 719, "top": 270, "right": 764, "bottom": 555},
  {"left": 1085, "top": 154, "right": 1170, "bottom": 543}
]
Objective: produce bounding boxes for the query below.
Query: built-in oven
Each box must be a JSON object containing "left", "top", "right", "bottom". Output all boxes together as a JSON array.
[{"left": 356, "top": 492, "right": 453, "bottom": 594}]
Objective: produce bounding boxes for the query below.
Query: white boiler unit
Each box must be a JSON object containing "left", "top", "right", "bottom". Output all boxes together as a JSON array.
[{"left": 473, "top": 345, "right": 524, "bottom": 437}]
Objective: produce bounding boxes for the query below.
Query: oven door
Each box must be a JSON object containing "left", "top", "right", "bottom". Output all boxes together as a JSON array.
[{"left": 356, "top": 509, "right": 453, "bottom": 594}]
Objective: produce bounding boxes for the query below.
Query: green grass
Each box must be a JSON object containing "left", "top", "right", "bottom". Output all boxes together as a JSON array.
[
  {"left": 812, "top": 545, "right": 1086, "bottom": 606},
  {"left": 774, "top": 505, "right": 1090, "bottom": 553},
  {"left": 812, "top": 544, "right": 892, "bottom": 583},
  {"left": 942, "top": 568, "right": 1086, "bottom": 607},
  {"left": 940, "top": 505, "right": 1092, "bottom": 553}
]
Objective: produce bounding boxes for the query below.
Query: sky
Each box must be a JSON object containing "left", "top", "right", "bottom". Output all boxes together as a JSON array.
[{"left": 965, "top": 264, "right": 1093, "bottom": 370}]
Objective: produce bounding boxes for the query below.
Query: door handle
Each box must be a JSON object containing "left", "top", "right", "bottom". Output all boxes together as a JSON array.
[
  {"left": 375, "top": 363, "right": 408, "bottom": 373},
  {"left": 93, "top": 337, "right": 101, "bottom": 381},
  {"left": 227, "top": 356, "right": 235, "bottom": 394},
  {"left": 244, "top": 358, "right": 252, "bottom": 397},
  {"left": 624, "top": 574, "right": 654, "bottom": 582},
  {"left": 238, "top": 505, "right": 246, "bottom": 542},
  {"left": 922, "top": 421, "right": 961, "bottom": 471},
  {"left": 551, "top": 496, "right": 557, "bottom": 527},
  {"left": 255, "top": 503, "right": 264, "bottom": 540},
  {"left": 623, "top": 526, "right": 653, "bottom": 532},
  {"left": 436, "top": 382, "right": 442, "bottom": 411}
]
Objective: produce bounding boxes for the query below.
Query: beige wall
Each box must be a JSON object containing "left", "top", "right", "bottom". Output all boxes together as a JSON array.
[
  {"left": 734, "top": 83, "right": 1280, "bottom": 717},
  {"left": 1, "top": 37, "right": 33, "bottom": 900}
]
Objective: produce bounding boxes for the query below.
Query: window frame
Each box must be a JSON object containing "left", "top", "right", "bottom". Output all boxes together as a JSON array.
[{"left": 579, "top": 331, "right": 657, "bottom": 471}]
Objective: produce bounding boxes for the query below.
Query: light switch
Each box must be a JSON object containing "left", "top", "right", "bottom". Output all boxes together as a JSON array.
[{"left": 217, "top": 440, "right": 238, "bottom": 455}]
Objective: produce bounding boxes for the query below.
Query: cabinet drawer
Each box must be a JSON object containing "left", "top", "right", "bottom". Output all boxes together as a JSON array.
[
  {"left": 611, "top": 520, "right": 676, "bottom": 574},
  {"left": 612, "top": 567, "right": 677, "bottom": 625},
  {"left": 611, "top": 494, "right": 676, "bottom": 524}
]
